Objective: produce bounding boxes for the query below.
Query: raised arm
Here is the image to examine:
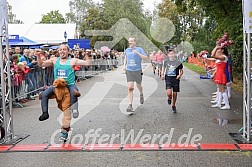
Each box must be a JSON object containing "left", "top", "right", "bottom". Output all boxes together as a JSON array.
[
  {"left": 211, "top": 46, "right": 218, "bottom": 58},
  {"left": 74, "top": 57, "right": 93, "bottom": 66},
  {"left": 37, "top": 53, "right": 54, "bottom": 67},
  {"left": 211, "top": 45, "right": 225, "bottom": 61}
]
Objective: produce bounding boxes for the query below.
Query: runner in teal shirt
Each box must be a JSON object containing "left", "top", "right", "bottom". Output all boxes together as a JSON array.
[
  {"left": 54, "top": 57, "right": 75, "bottom": 85},
  {"left": 37, "top": 44, "right": 92, "bottom": 141}
]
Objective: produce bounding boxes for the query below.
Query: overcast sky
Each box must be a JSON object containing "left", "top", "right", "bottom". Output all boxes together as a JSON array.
[{"left": 7, "top": 0, "right": 162, "bottom": 24}]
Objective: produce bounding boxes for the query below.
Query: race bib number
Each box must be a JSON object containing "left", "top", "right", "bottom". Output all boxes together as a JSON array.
[{"left": 56, "top": 69, "right": 68, "bottom": 78}]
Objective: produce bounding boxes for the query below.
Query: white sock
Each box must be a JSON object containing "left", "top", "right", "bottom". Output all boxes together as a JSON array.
[
  {"left": 227, "top": 87, "right": 231, "bottom": 98},
  {"left": 217, "top": 92, "right": 222, "bottom": 106},
  {"left": 222, "top": 92, "right": 230, "bottom": 106},
  {"left": 212, "top": 88, "right": 219, "bottom": 101}
]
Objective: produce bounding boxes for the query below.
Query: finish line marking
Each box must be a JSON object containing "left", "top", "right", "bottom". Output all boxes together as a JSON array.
[{"left": 1, "top": 143, "right": 252, "bottom": 152}]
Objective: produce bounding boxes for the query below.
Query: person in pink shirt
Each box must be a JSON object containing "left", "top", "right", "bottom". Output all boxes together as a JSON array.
[
  {"left": 150, "top": 51, "right": 157, "bottom": 74},
  {"left": 156, "top": 50, "right": 165, "bottom": 77}
]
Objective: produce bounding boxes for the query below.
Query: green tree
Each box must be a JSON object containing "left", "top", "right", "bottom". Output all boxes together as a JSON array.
[
  {"left": 194, "top": 0, "right": 243, "bottom": 77},
  {"left": 157, "top": 0, "right": 181, "bottom": 45},
  {"left": 191, "top": 16, "right": 217, "bottom": 53},
  {"left": 158, "top": 0, "right": 205, "bottom": 46},
  {"left": 79, "top": 5, "right": 107, "bottom": 47},
  {"left": 7, "top": 2, "right": 23, "bottom": 23},
  {"left": 158, "top": 0, "right": 243, "bottom": 77},
  {"left": 40, "top": 10, "right": 66, "bottom": 23},
  {"left": 101, "top": 0, "right": 148, "bottom": 50},
  {"left": 80, "top": 5, "right": 105, "bottom": 31},
  {"left": 77, "top": 0, "right": 150, "bottom": 50},
  {"left": 66, "top": 0, "right": 96, "bottom": 24}
]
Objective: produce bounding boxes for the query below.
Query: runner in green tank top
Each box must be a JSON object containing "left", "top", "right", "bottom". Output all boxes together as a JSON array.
[
  {"left": 54, "top": 57, "right": 75, "bottom": 85},
  {"left": 37, "top": 44, "right": 92, "bottom": 141}
]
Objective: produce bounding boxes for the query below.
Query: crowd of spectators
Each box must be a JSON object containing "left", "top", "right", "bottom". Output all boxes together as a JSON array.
[{"left": 1, "top": 46, "right": 123, "bottom": 104}]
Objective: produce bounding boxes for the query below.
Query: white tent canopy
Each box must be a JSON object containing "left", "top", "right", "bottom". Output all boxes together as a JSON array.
[{"left": 8, "top": 24, "right": 77, "bottom": 44}]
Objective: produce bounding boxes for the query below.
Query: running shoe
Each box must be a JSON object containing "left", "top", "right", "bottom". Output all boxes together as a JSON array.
[
  {"left": 59, "top": 131, "right": 68, "bottom": 141},
  {"left": 140, "top": 94, "right": 144, "bottom": 104},
  {"left": 168, "top": 99, "right": 171, "bottom": 105},
  {"left": 72, "top": 110, "right": 79, "bottom": 118},
  {"left": 127, "top": 104, "right": 134, "bottom": 112},
  {"left": 172, "top": 106, "right": 177, "bottom": 113},
  {"left": 39, "top": 112, "right": 49, "bottom": 121}
]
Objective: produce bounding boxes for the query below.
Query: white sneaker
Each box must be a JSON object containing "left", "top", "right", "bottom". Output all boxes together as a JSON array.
[
  {"left": 72, "top": 110, "right": 79, "bottom": 118},
  {"left": 212, "top": 99, "right": 224, "bottom": 104},
  {"left": 211, "top": 99, "right": 224, "bottom": 104},
  {"left": 220, "top": 105, "right": 230, "bottom": 110},
  {"left": 212, "top": 95, "right": 217, "bottom": 98},
  {"left": 211, "top": 104, "right": 221, "bottom": 108}
]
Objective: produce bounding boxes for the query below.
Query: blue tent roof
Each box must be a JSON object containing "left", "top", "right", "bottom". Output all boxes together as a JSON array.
[
  {"left": 50, "top": 46, "right": 59, "bottom": 50},
  {"left": 19, "top": 36, "right": 37, "bottom": 43},
  {"left": 2, "top": 36, "right": 43, "bottom": 47}
]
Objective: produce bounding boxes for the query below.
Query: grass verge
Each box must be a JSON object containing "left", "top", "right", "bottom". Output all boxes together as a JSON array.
[
  {"left": 183, "top": 62, "right": 206, "bottom": 75},
  {"left": 183, "top": 62, "right": 243, "bottom": 94}
]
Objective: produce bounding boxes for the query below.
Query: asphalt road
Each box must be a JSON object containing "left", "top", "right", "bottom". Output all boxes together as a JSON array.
[{"left": 1, "top": 63, "right": 249, "bottom": 167}]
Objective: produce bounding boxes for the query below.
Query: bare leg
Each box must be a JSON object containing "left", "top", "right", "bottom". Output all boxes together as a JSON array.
[
  {"left": 136, "top": 83, "right": 143, "bottom": 95},
  {"left": 166, "top": 89, "right": 172, "bottom": 100},
  {"left": 136, "top": 83, "right": 144, "bottom": 104},
  {"left": 172, "top": 92, "right": 177, "bottom": 107},
  {"left": 127, "top": 82, "right": 134, "bottom": 105}
]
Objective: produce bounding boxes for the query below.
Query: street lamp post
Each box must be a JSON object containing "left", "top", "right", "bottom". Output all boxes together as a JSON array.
[{"left": 64, "top": 31, "right": 67, "bottom": 42}]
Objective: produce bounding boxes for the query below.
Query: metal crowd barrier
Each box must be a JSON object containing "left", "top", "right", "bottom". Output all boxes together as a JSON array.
[
  {"left": 5, "top": 58, "right": 120, "bottom": 108},
  {"left": 11, "top": 66, "right": 52, "bottom": 108},
  {"left": 75, "top": 58, "right": 118, "bottom": 80}
]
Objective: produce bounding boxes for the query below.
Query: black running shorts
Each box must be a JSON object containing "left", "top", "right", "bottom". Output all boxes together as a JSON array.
[{"left": 165, "top": 76, "right": 180, "bottom": 92}]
